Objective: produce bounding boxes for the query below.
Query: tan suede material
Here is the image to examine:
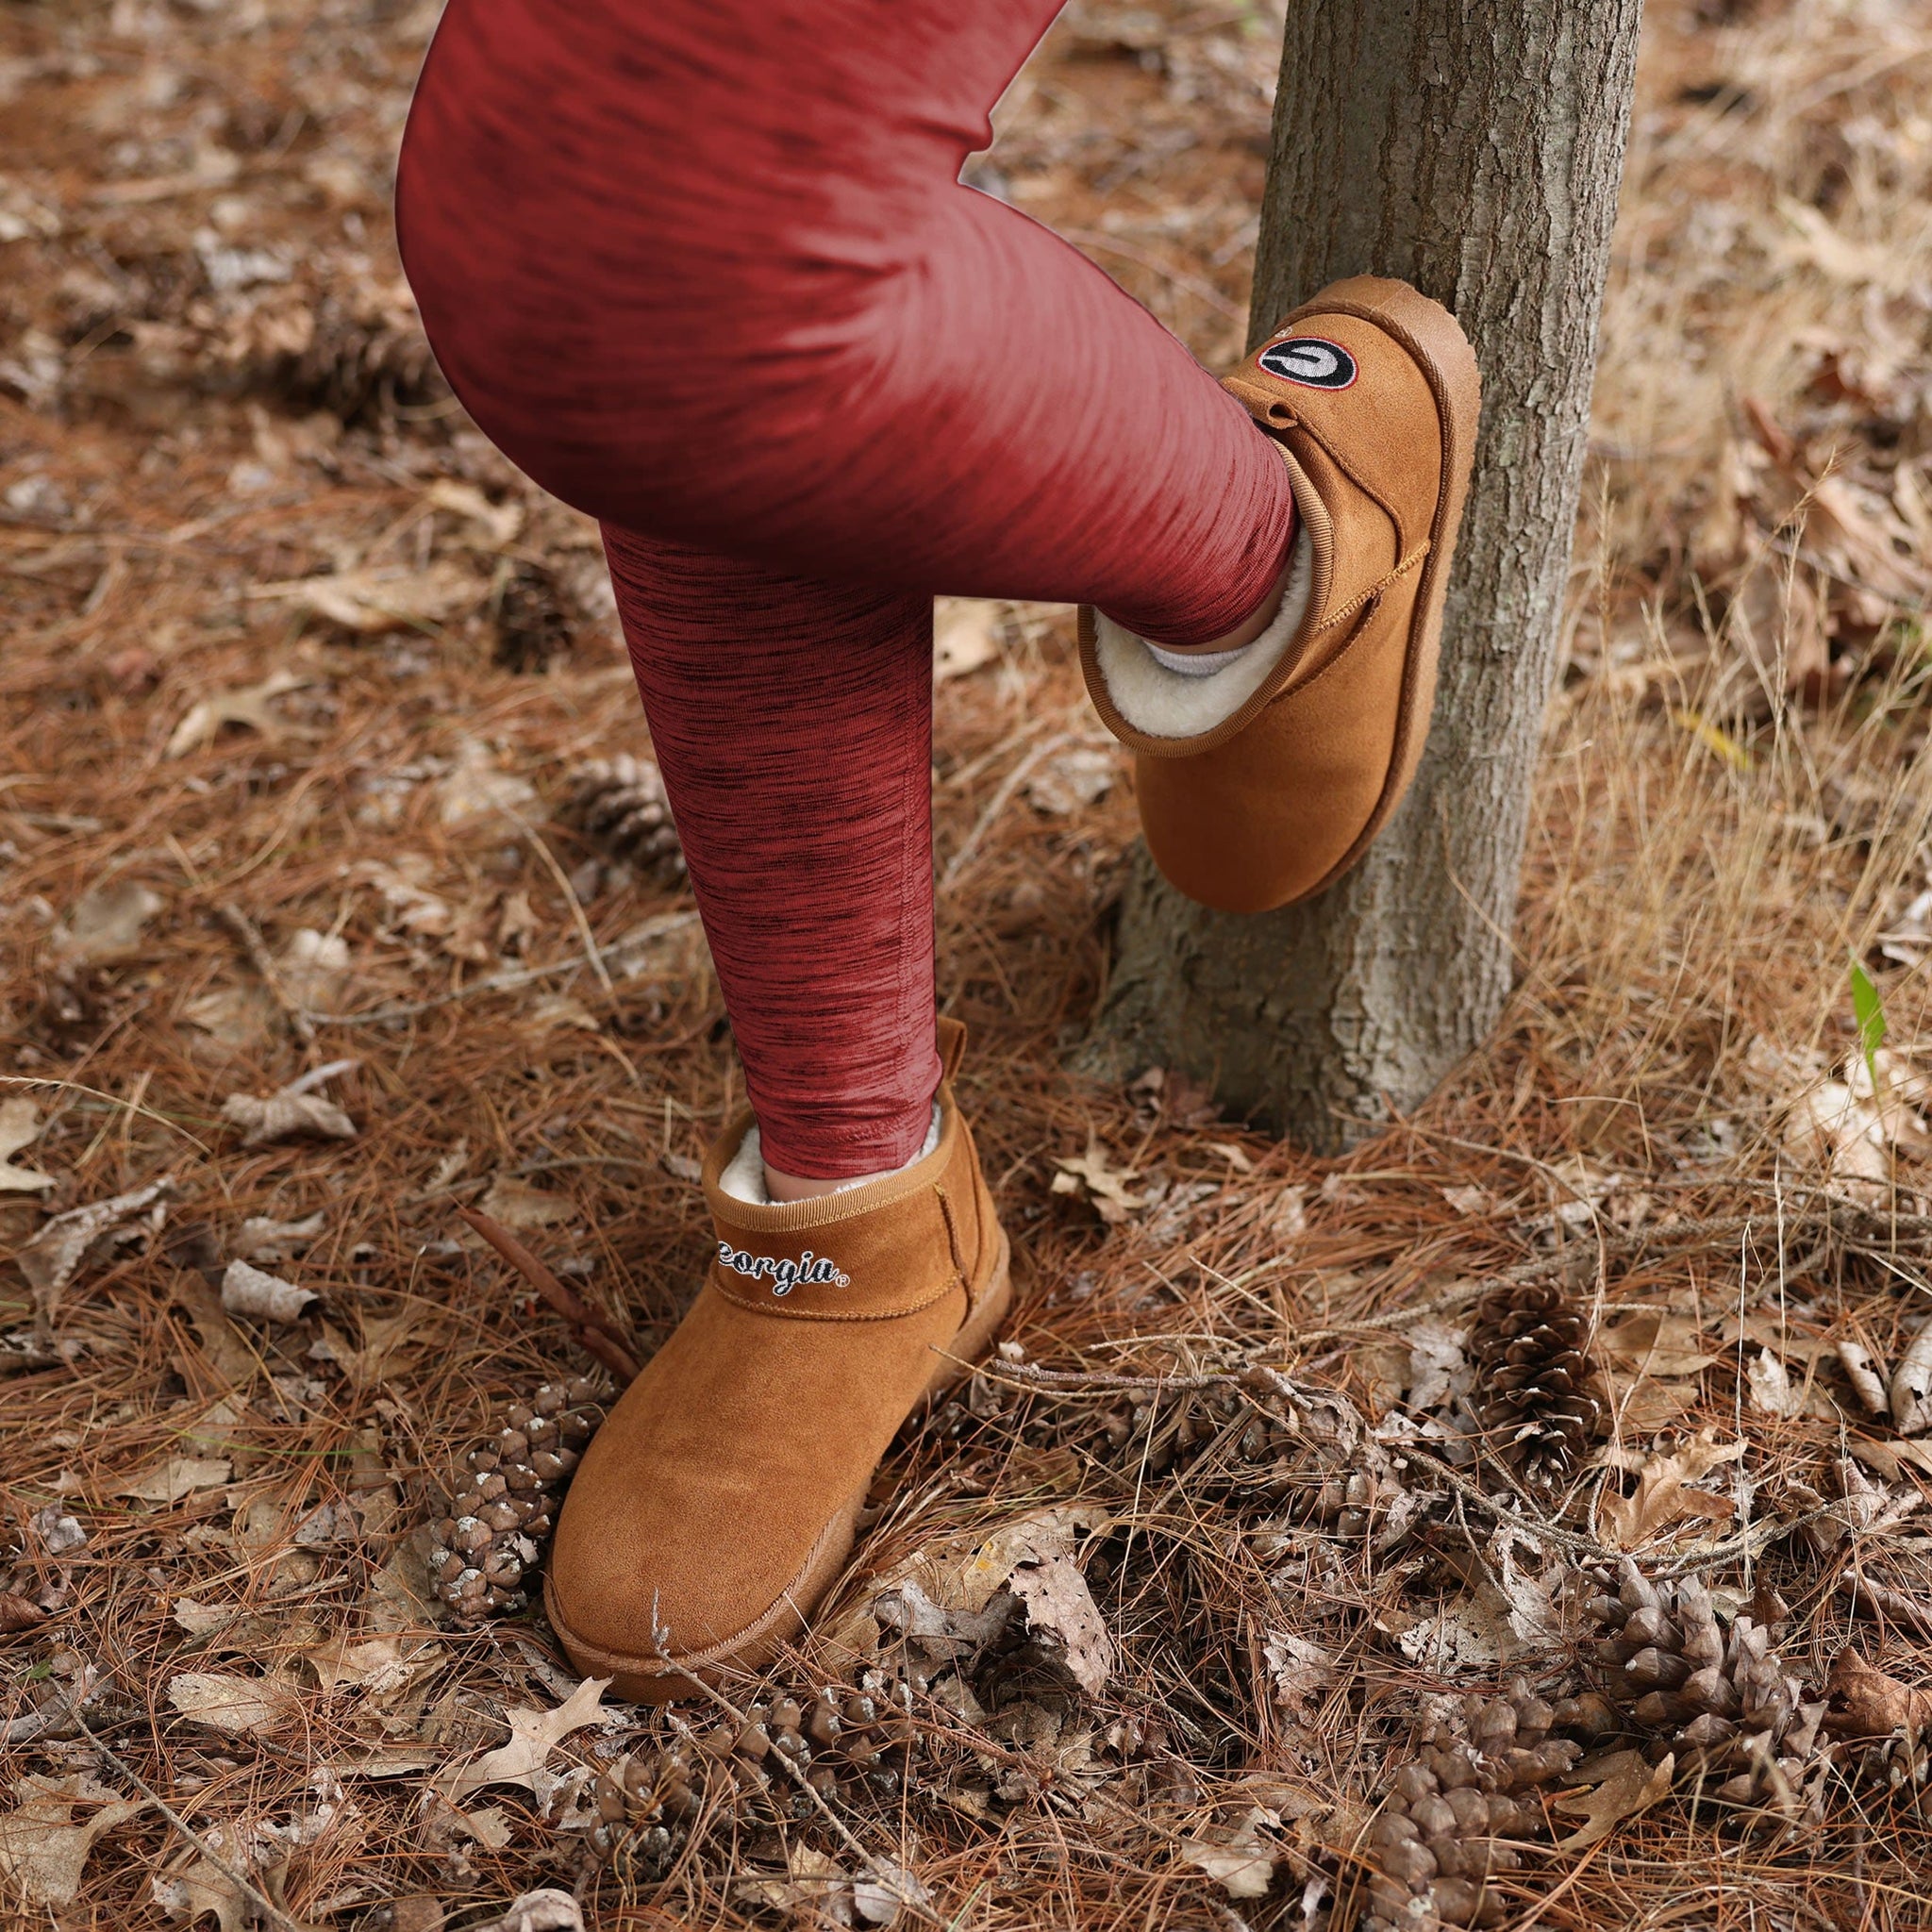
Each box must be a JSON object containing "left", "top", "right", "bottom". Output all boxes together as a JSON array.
[
  {"left": 544, "top": 1020, "right": 1008, "bottom": 1700},
  {"left": 1078, "top": 275, "right": 1480, "bottom": 915}
]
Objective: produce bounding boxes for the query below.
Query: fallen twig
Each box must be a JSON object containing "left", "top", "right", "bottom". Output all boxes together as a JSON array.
[
  {"left": 1838, "top": 1570, "right": 1932, "bottom": 1641},
  {"left": 214, "top": 900, "right": 317, "bottom": 1048},
  {"left": 71, "top": 1694, "right": 306, "bottom": 1932},
  {"left": 457, "top": 1205, "right": 641, "bottom": 1381}
]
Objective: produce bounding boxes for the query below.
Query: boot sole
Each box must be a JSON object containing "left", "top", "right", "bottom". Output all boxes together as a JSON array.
[
  {"left": 1280, "top": 274, "right": 1482, "bottom": 902},
  {"left": 543, "top": 1230, "right": 1013, "bottom": 1704}
]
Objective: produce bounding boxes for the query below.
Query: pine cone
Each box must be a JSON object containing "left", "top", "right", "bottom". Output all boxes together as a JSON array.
[
  {"left": 562, "top": 753, "right": 686, "bottom": 886},
  {"left": 426, "top": 1376, "right": 606, "bottom": 1623},
  {"left": 492, "top": 562, "right": 575, "bottom": 674},
  {"left": 589, "top": 1675, "right": 924, "bottom": 1872},
  {"left": 1359, "top": 1679, "right": 1583, "bottom": 1931},
  {"left": 984, "top": 1372, "right": 1420, "bottom": 1545},
  {"left": 1583, "top": 1560, "right": 1825, "bottom": 1817},
  {"left": 1470, "top": 1279, "right": 1604, "bottom": 1485}
]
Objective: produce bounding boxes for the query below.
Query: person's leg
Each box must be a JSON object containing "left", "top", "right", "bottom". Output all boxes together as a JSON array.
[
  {"left": 599, "top": 528, "right": 939, "bottom": 1188},
  {"left": 394, "top": 0, "right": 1300, "bottom": 1188},
  {"left": 395, "top": 0, "right": 1297, "bottom": 650}
]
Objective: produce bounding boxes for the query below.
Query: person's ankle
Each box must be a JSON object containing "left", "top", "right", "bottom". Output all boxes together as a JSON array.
[
  {"left": 751, "top": 1105, "right": 942, "bottom": 1204},
  {"left": 762, "top": 1158, "right": 903, "bottom": 1203},
  {"left": 1153, "top": 549, "right": 1295, "bottom": 657}
]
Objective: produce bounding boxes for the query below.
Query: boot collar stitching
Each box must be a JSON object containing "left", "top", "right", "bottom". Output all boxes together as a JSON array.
[{"left": 1304, "top": 541, "right": 1431, "bottom": 636}]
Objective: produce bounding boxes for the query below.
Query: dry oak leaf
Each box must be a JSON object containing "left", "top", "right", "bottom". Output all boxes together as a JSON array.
[
  {"left": 1746, "top": 1347, "right": 1807, "bottom": 1421},
  {"left": 1262, "top": 1633, "right": 1336, "bottom": 1719},
  {"left": 1025, "top": 742, "right": 1117, "bottom": 816},
  {"left": 425, "top": 476, "right": 525, "bottom": 548},
  {"left": 1598, "top": 1311, "right": 1721, "bottom": 1379},
  {"left": 117, "top": 1456, "right": 232, "bottom": 1506},
  {"left": 253, "top": 559, "right": 488, "bottom": 634},
  {"left": 734, "top": 1845, "right": 852, "bottom": 1921},
  {"left": 167, "top": 1670, "right": 304, "bottom": 1737},
  {"left": 1007, "top": 1552, "right": 1116, "bottom": 1698},
  {"left": 1051, "top": 1137, "right": 1144, "bottom": 1224},
  {"left": 165, "top": 666, "right": 316, "bottom": 758},
  {"left": 475, "top": 1174, "right": 577, "bottom": 1230},
  {"left": 0, "top": 1593, "right": 43, "bottom": 1634},
  {"left": 151, "top": 1855, "right": 252, "bottom": 1932},
  {"left": 462, "top": 1890, "right": 585, "bottom": 1932},
  {"left": 1552, "top": 1749, "right": 1674, "bottom": 1852},
  {"left": 233, "top": 1210, "right": 326, "bottom": 1263},
  {"left": 0, "top": 1097, "right": 56, "bottom": 1192},
  {"left": 0, "top": 1774, "right": 146, "bottom": 1907},
  {"left": 1891, "top": 1324, "right": 1932, "bottom": 1436},
  {"left": 438, "top": 737, "right": 539, "bottom": 829},
  {"left": 441, "top": 1674, "right": 612, "bottom": 1801},
  {"left": 303, "top": 1633, "right": 445, "bottom": 1699},
  {"left": 1181, "top": 1807, "right": 1278, "bottom": 1900},
  {"left": 220, "top": 1257, "right": 316, "bottom": 1324},
  {"left": 16, "top": 1175, "right": 173, "bottom": 1314},
  {"left": 1595, "top": 1430, "right": 1745, "bottom": 1551},
  {"left": 350, "top": 858, "right": 455, "bottom": 936},
  {"left": 1824, "top": 1648, "right": 1932, "bottom": 1740},
  {"left": 50, "top": 877, "right": 166, "bottom": 963},
  {"left": 221, "top": 1058, "right": 358, "bottom": 1148}
]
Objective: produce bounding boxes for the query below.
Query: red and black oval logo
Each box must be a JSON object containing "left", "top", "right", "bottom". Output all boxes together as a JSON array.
[{"left": 1256, "top": 335, "right": 1357, "bottom": 391}]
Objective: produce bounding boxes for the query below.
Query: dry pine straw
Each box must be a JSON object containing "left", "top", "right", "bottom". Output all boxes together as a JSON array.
[{"left": 4, "top": 0, "right": 1932, "bottom": 1926}]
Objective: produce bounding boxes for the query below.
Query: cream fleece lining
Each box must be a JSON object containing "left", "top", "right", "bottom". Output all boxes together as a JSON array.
[
  {"left": 1092, "top": 526, "right": 1313, "bottom": 739},
  {"left": 720, "top": 1105, "right": 943, "bottom": 1206}
]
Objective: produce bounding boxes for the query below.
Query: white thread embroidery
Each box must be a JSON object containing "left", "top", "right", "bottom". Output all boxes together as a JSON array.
[{"left": 717, "top": 1241, "right": 851, "bottom": 1296}]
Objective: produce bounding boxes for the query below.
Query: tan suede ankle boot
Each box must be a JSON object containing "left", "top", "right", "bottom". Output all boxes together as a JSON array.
[
  {"left": 544, "top": 1020, "right": 1010, "bottom": 1702},
  {"left": 1079, "top": 275, "right": 1481, "bottom": 914}
]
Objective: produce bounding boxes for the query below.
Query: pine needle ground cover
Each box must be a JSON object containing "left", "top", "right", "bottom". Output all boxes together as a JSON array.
[{"left": 4, "top": 1, "right": 1932, "bottom": 1926}]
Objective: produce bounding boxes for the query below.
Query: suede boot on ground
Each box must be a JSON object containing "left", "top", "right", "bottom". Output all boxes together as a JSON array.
[
  {"left": 1079, "top": 275, "right": 1481, "bottom": 914},
  {"left": 545, "top": 1020, "right": 1010, "bottom": 1702}
]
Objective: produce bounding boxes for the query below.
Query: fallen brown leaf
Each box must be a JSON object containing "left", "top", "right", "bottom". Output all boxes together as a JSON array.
[
  {"left": 475, "top": 1174, "right": 577, "bottom": 1230},
  {"left": 220, "top": 1059, "right": 358, "bottom": 1148},
  {"left": 0, "top": 1591, "right": 43, "bottom": 1633},
  {"left": 1051, "top": 1137, "right": 1144, "bottom": 1224},
  {"left": 0, "top": 1774, "right": 145, "bottom": 1907},
  {"left": 1596, "top": 1431, "right": 1744, "bottom": 1549},
  {"left": 1552, "top": 1748, "right": 1674, "bottom": 1852},
  {"left": 164, "top": 666, "right": 316, "bottom": 758},
  {"left": 934, "top": 596, "right": 1002, "bottom": 680},
  {"left": 116, "top": 1456, "right": 232, "bottom": 1505},
  {"left": 1824, "top": 1648, "right": 1932, "bottom": 1739},
  {"left": 152, "top": 1853, "right": 253, "bottom": 1932},
  {"left": 253, "top": 559, "right": 488, "bottom": 634},
  {"left": 441, "top": 1675, "right": 611, "bottom": 1800},
  {"left": 16, "top": 1176, "right": 173, "bottom": 1318},
  {"left": 1182, "top": 1807, "right": 1277, "bottom": 1899},
  {"left": 49, "top": 878, "right": 166, "bottom": 963},
  {"left": 0, "top": 1097, "right": 55, "bottom": 1192},
  {"left": 166, "top": 1669, "right": 304, "bottom": 1736},
  {"left": 219, "top": 1257, "right": 316, "bottom": 1324}
]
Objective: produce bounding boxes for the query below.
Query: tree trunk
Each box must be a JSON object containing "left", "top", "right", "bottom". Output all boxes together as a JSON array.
[{"left": 1090, "top": 0, "right": 1644, "bottom": 1151}]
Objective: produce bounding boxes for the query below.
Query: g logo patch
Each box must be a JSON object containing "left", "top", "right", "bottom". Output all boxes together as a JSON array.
[{"left": 1257, "top": 335, "right": 1357, "bottom": 391}]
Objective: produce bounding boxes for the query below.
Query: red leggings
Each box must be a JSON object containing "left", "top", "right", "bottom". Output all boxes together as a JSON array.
[{"left": 395, "top": 0, "right": 1295, "bottom": 1177}]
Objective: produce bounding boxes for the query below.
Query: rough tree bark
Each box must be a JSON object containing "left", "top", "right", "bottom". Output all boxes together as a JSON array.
[{"left": 1090, "top": 0, "right": 1645, "bottom": 1150}]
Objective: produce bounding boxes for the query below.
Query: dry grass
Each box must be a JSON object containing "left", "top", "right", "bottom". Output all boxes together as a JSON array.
[{"left": 4, "top": 0, "right": 1932, "bottom": 1927}]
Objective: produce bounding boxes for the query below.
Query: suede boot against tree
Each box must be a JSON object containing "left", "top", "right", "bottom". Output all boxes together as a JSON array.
[
  {"left": 544, "top": 1021, "right": 1010, "bottom": 1702},
  {"left": 1079, "top": 275, "right": 1481, "bottom": 914}
]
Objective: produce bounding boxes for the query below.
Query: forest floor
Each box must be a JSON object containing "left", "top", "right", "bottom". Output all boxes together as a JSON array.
[{"left": 5, "top": 0, "right": 1932, "bottom": 1928}]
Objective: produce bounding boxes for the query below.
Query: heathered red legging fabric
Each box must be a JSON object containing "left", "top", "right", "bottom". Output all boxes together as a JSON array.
[{"left": 395, "top": 0, "right": 1296, "bottom": 1177}]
